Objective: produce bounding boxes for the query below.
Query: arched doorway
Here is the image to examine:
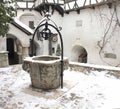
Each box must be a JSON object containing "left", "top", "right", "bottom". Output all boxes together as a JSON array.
[
  {"left": 6, "top": 34, "right": 23, "bottom": 65},
  {"left": 71, "top": 45, "right": 87, "bottom": 63},
  {"left": 7, "top": 38, "right": 19, "bottom": 65}
]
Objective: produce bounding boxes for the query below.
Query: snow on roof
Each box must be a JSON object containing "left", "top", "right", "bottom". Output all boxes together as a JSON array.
[{"left": 13, "top": 18, "right": 34, "bottom": 34}]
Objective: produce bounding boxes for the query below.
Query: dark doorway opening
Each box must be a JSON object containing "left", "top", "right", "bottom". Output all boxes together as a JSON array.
[
  {"left": 71, "top": 45, "right": 87, "bottom": 63},
  {"left": 78, "top": 48, "right": 87, "bottom": 63},
  {"left": 7, "top": 38, "right": 19, "bottom": 65}
]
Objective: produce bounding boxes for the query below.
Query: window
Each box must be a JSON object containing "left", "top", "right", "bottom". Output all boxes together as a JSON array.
[{"left": 29, "top": 21, "right": 34, "bottom": 29}]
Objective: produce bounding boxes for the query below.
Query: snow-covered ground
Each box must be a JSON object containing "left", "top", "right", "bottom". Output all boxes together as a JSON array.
[{"left": 0, "top": 64, "right": 120, "bottom": 109}]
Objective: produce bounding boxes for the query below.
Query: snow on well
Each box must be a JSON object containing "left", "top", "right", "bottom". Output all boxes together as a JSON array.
[
  {"left": 23, "top": 55, "right": 68, "bottom": 64},
  {"left": 0, "top": 64, "right": 120, "bottom": 109}
]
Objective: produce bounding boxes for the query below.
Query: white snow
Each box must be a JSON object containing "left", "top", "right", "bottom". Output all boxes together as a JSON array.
[
  {"left": 14, "top": 18, "right": 34, "bottom": 34},
  {"left": 24, "top": 55, "right": 68, "bottom": 64},
  {"left": 70, "top": 61, "right": 120, "bottom": 71},
  {"left": 0, "top": 64, "right": 120, "bottom": 109}
]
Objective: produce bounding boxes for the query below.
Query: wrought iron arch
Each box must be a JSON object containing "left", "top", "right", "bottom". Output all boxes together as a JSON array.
[{"left": 31, "top": 13, "right": 64, "bottom": 88}]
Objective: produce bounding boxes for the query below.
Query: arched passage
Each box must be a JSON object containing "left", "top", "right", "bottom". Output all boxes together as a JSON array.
[
  {"left": 6, "top": 34, "right": 22, "bottom": 65},
  {"left": 71, "top": 45, "right": 87, "bottom": 63}
]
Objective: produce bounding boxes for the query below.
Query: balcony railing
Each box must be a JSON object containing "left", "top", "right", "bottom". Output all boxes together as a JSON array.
[{"left": 15, "top": 0, "right": 35, "bottom": 9}]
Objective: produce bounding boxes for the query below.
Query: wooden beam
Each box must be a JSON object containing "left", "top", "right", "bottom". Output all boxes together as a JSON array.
[{"left": 65, "top": 0, "right": 119, "bottom": 13}]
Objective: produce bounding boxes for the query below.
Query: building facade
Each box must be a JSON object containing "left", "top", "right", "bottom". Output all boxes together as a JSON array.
[{"left": 0, "top": 0, "right": 120, "bottom": 67}]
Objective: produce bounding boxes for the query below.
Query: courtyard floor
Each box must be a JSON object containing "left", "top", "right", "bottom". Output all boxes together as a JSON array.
[{"left": 0, "top": 64, "right": 120, "bottom": 109}]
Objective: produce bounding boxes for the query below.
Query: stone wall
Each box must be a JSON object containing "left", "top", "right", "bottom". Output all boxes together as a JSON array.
[
  {"left": 69, "top": 62, "right": 120, "bottom": 78},
  {"left": 0, "top": 51, "right": 9, "bottom": 67},
  {"left": 22, "top": 56, "right": 69, "bottom": 89}
]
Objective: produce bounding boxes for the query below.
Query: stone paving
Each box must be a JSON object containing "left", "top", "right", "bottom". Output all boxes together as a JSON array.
[
  {"left": 1, "top": 64, "right": 120, "bottom": 109},
  {"left": 0, "top": 65, "right": 80, "bottom": 109}
]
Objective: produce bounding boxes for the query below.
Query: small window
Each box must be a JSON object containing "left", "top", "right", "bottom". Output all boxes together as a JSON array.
[
  {"left": 104, "top": 53, "right": 117, "bottom": 59},
  {"left": 29, "top": 21, "right": 34, "bottom": 29},
  {"left": 76, "top": 20, "right": 82, "bottom": 27},
  {"left": 52, "top": 47, "right": 55, "bottom": 53}
]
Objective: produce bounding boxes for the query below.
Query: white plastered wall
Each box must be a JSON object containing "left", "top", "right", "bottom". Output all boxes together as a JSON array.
[
  {"left": 1, "top": 3, "right": 119, "bottom": 66},
  {"left": 8, "top": 24, "right": 31, "bottom": 47},
  {"left": 62, "top": 4, "right": 120, "bottom": 66},
  {"left": 16, "top": 10, "right": 42, "bottom": 27}
]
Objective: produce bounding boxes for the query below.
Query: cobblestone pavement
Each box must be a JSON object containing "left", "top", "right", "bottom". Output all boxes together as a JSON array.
[{"left": 0, "top": 64, "right": 120, "bottom": 109}]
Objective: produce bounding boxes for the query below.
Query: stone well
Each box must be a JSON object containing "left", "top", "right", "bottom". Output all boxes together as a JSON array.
[{"left": 22, "top": 55, "right": 69, "bottom": 90}]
